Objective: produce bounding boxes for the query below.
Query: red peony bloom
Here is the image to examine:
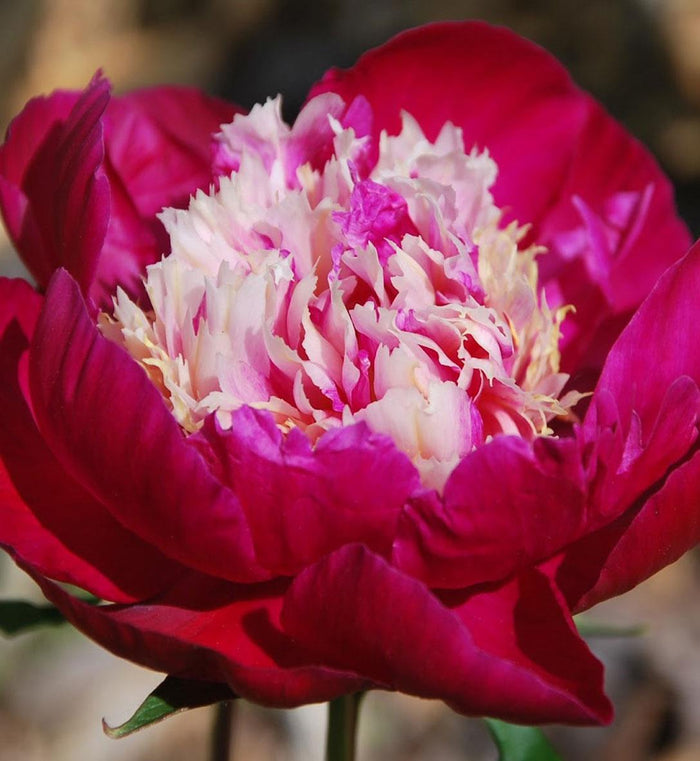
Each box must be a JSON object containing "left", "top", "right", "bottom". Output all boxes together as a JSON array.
[{"left": 0, "top": 22, "right": 697, "bottom": 726}]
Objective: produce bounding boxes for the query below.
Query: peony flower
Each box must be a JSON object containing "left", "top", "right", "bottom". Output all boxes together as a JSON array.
[{"left": 0, "top": 22, "right": 697, "bottom": 727}]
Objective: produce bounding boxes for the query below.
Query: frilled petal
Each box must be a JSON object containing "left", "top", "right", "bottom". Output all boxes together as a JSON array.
[
  {"left": 28, "top": 270, "right": 267, "bottom": 583},
  {"left": 0, "top": 278, "right": 204, "bottom": 603},
  {"left": 194, "top": 409, "right": 421, "bottom": 575},
  {"left": 20, "top": 562, "right": 366, "bottom": 707},
  {"left": 582, "top": 378, "right": 700, "bottom": 521},
  {"left": 581, "top": 242, "right": 700, "bottom": 517},
  {"left": 552, "top": 448, "right": 700, "bottom": 612},
  {"left": 309, "top": 21, "right": 690, "bottom": 375},
  {"left": 393, "top": 436, "right": 589, "bottom": 588},
  {"left": 548, "top": 243, "right": 700, "bottom": 608},
  {"left": 282, "top": 544, "right": 611, "bottom": 724},
  {"left": 585, "top": 241, "right": 700, "bottom": 431},
  {"left": 0, "top": 75, "right": 110, "bottom": 296}
]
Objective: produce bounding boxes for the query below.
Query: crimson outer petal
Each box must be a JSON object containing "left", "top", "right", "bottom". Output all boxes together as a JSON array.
[
  {"left": 98, "top": 85, "right": 240, "bottom": 300},
  {"left": 0, "top": 277, "right": 203, "bottom": 603},
  {"left": 392, "top": 436, "right": 589, "bottom": 588},
  {"left": 195, "top": 408, "right": 420, "bottom": 575},
  {"left": 0, "top": 76, "right": 238, "bottom": 306},
  {"left": 0, "top": 76, "right": 110, "bottom": 296},
  {"left": 18, "top": 560, "right": 367, "bottom": 707},
  {"left": 28, "top": 270, "right": 267, "bottom": 583},
  {"left": 282, "top": 544, "right": 611, "bottom": 724},
  {"left": 309, "top": 21, "right": 691, "bottom": 374},
  {"left": 552, "top": 242, "right": 700, "bottom": 610}
]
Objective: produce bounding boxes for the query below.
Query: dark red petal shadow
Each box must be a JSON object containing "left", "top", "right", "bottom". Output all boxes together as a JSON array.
[
  {"left": 585, "top": 242, "right": 700, "bottom": 434},
  {"left": 0, "top": 77, "right": 241, "bottom": 307},
  {"left": 104, "top": 86, "right": 238, "bottom": 219},
  {"left": 583, "top": 378, "right": 700, "bottom": 521}
]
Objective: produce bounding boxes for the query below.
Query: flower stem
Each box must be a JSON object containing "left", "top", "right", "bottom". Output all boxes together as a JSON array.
[
  {"left": 325, "top": 693, "right": 364, "bottom": 761},
  {"left": 210, "top": 700, "right": 235, "bottom": 761}
]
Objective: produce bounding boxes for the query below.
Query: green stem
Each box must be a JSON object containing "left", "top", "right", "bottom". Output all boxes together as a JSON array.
[
  {"left": 210, "top": 700, "right": 235, "bottom": 761},
  {"left": 325, "top": 692, "right": 364, "bottom": 761}
]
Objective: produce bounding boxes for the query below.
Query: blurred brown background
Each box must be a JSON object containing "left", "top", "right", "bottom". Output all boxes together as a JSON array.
[{"left": 2, "top": 1, "right": 700, "bottom": 760}]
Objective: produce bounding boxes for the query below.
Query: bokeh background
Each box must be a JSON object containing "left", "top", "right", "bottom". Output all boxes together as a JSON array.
[{"left": 2, "top": 1, "right": 700, "bottom": 760}]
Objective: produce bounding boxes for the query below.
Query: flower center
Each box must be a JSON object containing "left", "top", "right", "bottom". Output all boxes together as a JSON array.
[{"left": 100, "top": 94, "right": 581, "bottom": 490}]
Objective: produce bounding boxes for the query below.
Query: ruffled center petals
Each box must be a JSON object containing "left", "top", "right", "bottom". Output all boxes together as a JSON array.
[
  {"left": 104, "top": 94, "right": 581, "bottom": 492},
  {"left": 355, "top": 381, "right": 482, "bottom": 492},
  {"left": 333, "top": 179, "right": 414, "bottom": 260},
  {"left": 213, "top": 93, "right": 347, "bottom": 188}
]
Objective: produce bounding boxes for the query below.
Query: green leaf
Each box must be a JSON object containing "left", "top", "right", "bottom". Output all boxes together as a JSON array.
[
  {"left": 103, "top": 676, "right": 236, "bottom": 739},
  {"left": 0, "top": 600, "right": 66, "bottom": 635},
  {"left": 574, "top": 615, "right": 646, "bottom": 638},
  {"left": 485, "top": 719, "right": 563, "bottom": 761}
]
